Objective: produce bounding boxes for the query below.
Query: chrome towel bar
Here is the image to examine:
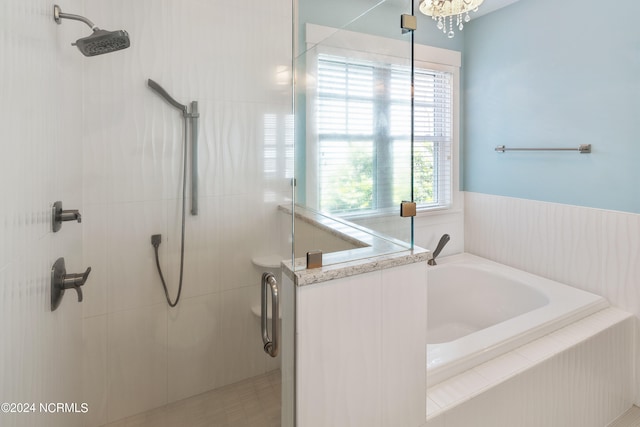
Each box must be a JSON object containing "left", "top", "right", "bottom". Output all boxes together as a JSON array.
[{"left": 495, "top": 144, "right": 591, "bottom": 154}]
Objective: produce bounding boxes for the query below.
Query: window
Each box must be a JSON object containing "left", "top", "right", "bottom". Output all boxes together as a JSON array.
[{"left": 314, "top": 53, "right": 453, "bottom": 216}]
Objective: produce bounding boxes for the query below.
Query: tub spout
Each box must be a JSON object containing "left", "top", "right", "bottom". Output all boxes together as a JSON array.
[{"left": 427, "top": 234, "right": 450, "bottom": 266}]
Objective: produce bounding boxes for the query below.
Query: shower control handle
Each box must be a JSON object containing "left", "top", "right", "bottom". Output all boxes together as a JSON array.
[
  {"left": 51, "top": 258, "right": 91, "bottom": 311},
  {"left": 62, "top": 268, "right": 91, "bottom": 302},
  {"left": 52, "top": 201, "right": 82, "bottom": 232}
]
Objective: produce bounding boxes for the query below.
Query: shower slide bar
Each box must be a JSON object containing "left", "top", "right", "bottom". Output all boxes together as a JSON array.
[
  {"left": 495, "top": 144, "right": 592, "bottom": 154},
  {"left": 189, "top": 101, "right": 199, "bottom": 216}
]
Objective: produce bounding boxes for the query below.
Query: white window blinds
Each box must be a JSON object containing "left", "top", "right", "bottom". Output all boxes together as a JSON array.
[{"left": 316, "top": 53, "right": 452, "bottom": 215}]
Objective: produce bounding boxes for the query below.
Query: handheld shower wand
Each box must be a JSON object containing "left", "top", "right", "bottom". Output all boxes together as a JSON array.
[
  {"left": 147, "top": 79, "right": 188, "bottom": 115},
  {"left": 147, "top": 79, "right": 200, "bottom": 307},
  {"left": 53, "top": 4, "right": 130, "bottom": 56}
]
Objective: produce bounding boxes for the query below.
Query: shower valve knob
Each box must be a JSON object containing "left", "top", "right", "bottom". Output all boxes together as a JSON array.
[{"left": 52, "top": 201, "right": 82, "bottom": 232}]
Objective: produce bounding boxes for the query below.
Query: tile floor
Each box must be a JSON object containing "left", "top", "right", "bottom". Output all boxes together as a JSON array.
[{"left": 103, "top": 370, "right": 281, "bottom": 427}]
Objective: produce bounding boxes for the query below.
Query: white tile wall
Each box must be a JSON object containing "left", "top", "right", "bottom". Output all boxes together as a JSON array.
[
  {"left": 4, "top": 0, "right": 292, "bottom": 424},
  {"left": 1, "top": 1, "right": 85, "bottom": 426},
  {"left": 105, "top": 201, "right": 168, "bottom": 313},
  {"left": 79, "top": 0, "right": 292, "bottom": 423},
  {"left": 82, "top": 315, "right": 108, "bottom": 427},
  {"left": 106, "top": 304, "right": 168, "bottom": 422},
  {"left": 464, "top": 191, "right": 640, "bottom": 408},
  {"left": 166, "top": 293, "right": 221, "bottom": 402}
]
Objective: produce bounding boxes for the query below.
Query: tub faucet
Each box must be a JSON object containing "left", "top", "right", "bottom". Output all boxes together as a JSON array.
[{"left": 427, "top": 234, "right": 450, "bottom": 266}]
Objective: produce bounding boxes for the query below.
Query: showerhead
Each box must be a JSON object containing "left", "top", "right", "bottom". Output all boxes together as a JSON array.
[
  {"left": 53, "top": 4, "right": 130, "bottom": 57},
  {"left": 73, "top": 29, "right": 130, "bottom": 57}
]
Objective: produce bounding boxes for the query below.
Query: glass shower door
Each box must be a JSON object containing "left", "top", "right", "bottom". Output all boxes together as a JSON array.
[{"left": 293, "top": 0, "right": 416, "bottom": 268}]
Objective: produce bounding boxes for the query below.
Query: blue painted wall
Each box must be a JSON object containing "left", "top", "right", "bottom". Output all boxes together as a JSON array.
[{"left": 463, "top": 0, "right": 640, "bottom": 213}]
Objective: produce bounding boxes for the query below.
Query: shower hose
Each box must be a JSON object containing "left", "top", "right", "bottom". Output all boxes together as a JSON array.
[{"left": 151, "top": 116, "right": 188, "bottom": 307}]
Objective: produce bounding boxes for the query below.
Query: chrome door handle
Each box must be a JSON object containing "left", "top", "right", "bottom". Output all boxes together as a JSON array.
[{"left": 261, "top": 272, "right": 279, "bottom": 358}]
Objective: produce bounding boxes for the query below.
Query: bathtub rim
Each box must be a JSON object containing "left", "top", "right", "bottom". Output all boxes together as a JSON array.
[{"left": 426, "top": 253, "right": 609, "bottom": 386}]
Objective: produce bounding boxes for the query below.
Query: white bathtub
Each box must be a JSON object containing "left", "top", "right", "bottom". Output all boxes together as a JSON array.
[{"left": 427, "top": 253, "right": 608, "bottom": 386}]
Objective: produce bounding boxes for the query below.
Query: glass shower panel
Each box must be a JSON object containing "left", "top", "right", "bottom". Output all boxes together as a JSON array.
[{"left": 294, "top": 0, "right": 415, "bottom": 268}]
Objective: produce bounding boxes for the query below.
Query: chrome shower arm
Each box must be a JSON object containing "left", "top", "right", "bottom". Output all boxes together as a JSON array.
[
  {"left": 53, "top": 4, "right": 130, "bottom": 56},
  {"left": 54, "top": 5, "right": 98, "bottom": 31}
]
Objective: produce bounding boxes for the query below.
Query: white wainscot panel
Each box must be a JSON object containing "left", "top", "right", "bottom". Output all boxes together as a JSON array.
[
  {"left": 297, "top": 271, "right": 383, "bottom": 427},
  {"left": 296, "top": 260, "right": 428, "bottom": 427},
  {"left": 381, "top": 262, "right": 428, "bottom": 426}
]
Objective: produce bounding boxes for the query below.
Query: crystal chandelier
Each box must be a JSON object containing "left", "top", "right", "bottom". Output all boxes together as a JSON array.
[{"left": 419, "top": 0, "right": 484, "bottom": 38}]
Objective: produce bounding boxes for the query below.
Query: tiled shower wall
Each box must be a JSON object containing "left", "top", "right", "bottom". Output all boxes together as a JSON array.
[
  {"left": 464, "top": 191, "right": 640, "bottom": 404},
  {"left": 80, "top": 1, "right": 292, "bottom": 425},
  {"left": 0, "top": 1, "right": 84, "bottom": 427}
]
